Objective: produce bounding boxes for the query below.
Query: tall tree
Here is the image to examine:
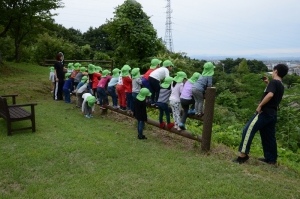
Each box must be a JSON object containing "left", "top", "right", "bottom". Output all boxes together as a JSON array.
[
  {"left": 236, "top": 59, "right": 249, "bottom": 74},
  {"left": 104, "top": 0, "right": 164, "bottom": 64},
  {"left": 0, "top": 0, "right": 63, "bottom": 62},
  {"left": 83, "top": 25, "right": 113, "bottom": 52}
]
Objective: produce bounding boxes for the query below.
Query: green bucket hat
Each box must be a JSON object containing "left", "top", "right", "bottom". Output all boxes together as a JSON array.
[
  {"left": 131, "top": 68, "right": 141, "bottom": 79},
  {"left": 136, "top": 88, "right": 152, "bottom": 101},
  {"left": 102, "top": 69, "right": 111, "bottom": 78},
  {"left": 80, "top": 67, "right": 86, "bottom": 72},
  {"left": 112, "top": 68, "right": 120, "bottom": 78},
  {"left": 49, "top": 66, "right": 54, "bottom": 72},
  {"left": 173, "top": 71, "right": 187, "bottom": 83},
  {"left": 65, "top": 72, "right": 71, "bottom": 78},
  {"left": 87, "top": 96, "right": 96, "bottom": 107},
  {"left": 161, "top": 76, "right": 174, "bottom": 88},
  {"left": 67, "top": 63, "right": 74, "bottom": 70},
  {"left": 162, "top": 60, "right": 174, "bottom": 68},
  {"left": 188, "top": 72, "right": 201, "bottom": 84},
  {"left": 94, "top": 66, "right": 102, "bottom": 73},
  {"left": 121, "top": 65, "right": 131, "bottom": 77},
  {"left": 202, "top": 62, "right": 215, "bottom": 76},
  {"left": 81, "top": 76, "right": 88, "bottom": 82},
  {"left": 88, "top": 64, "right": 95, "bottom": 74},
  {"left": 150, "top": 59, "right": 162, "bottom": 69},
  {"left": 73, "top": 63, "right": 81, "bottom": 70}
]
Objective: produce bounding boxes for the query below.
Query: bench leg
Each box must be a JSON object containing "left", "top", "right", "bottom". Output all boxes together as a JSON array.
[
  {"left": 32, "top": 117, "right": 36, "bottom": 132},
  {"left": 7, "top": 122, "right": 12, "bottom": 136}
]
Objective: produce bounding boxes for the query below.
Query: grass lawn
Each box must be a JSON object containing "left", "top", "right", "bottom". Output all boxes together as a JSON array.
[{"left": 0, "top": 62, "right": 299, "bottom": 198}]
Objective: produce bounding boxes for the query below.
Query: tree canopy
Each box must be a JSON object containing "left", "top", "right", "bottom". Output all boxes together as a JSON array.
[
  {"left": 0, "top": 0, "right": 63, "bottom": 62},
  {"left": 104, "top": 0, "right": 165, "bottom": 65}
]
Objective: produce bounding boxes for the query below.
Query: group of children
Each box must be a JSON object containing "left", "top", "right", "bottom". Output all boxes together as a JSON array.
[{"left": 50, "top": 59, "right": 215, "bottom": 139}]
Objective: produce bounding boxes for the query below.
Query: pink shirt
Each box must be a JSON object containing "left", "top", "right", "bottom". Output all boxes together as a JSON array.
[{"left": 97, "top": 75, "right": 112, "bottom": 88}]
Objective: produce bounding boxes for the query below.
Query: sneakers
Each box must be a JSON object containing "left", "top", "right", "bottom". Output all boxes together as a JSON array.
[
  {"left": 257, "top": 158, "right": 276, "bottom": 165},
  {"left": 85, "top": 114, "right": 90, "bottom": 118},
  {"left": 188, "top": 109, "right": 195, "bottom": 115},
  {"left": 120, "top": 106, "right": 126, "bottom": 111},
  {"left": 138, "top": 135, "right": 147, "bottom": 140},
  {"left": 99, "top": 105, "right": 106, "bottom": 109},
  {"left": 196, "top": 112, "right": 204, "bottom": 117},
  {"left": 89, "top": 114, "right": 93, "bottom": 118},
  {"left": 179, "top": 123, "right": 186, "bottom": 130},
  {"left": 167, "top": 123, "right": 174, "bottom": 130},
  {"left": 159, "top": 122, "right": 166, "bottom": 129},
  {"left": 232, "top": 155, "right": 249, "bottom": 164}
]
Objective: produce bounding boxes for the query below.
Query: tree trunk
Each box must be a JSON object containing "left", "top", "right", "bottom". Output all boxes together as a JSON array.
[
  {"left": 0, "top": 51, "right": 3, "bottom": 64},
  {"left": 15, "top": 41, "right": 21, "bottom": 63}
]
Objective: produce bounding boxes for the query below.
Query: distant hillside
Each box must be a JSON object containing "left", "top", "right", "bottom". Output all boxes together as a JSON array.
[{"left": 191, "top": 55, "right": 300, "bottom": 61}]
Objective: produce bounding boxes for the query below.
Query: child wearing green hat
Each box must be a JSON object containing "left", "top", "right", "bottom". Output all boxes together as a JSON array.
[
  {"left": 82, "top": 93, "right": 96, "bottom": 118},
  {"left": 179, "top": 72, "right": 201, "bottom": 130},
  {"left": 133, "top": 88, "right": 152, "bottom": 139},
  {"left": 170, "top": 71, "right": 187, "bottom": 131},
  {"left": 75, "top": 76, "right": 89, "bottom": 108},
  {"left": 121, "top": 65, "right": 133, "bottom": 111},
  {"left": 96, "top": 69, "right": 112, "bottom": 108},
  {"left": 67, "top": 63, "right": 74, "bottom": 73},
  {"left": 74, "top": 66, "right": 88, "bottom": 88},
  {"left": 49, "top": 66, "right": 55, "bottom": 93},
  {"left": 131, "top": 68, "right": 143, "bottom": 111},
  {"left": 156, "top": 76, "right": 174, "bottom": 130},
  {"left": 116, "top": 70, "right": 126, "bottom": 110},
  {"left": 92, "top": 66, "right": 102, "bottom": 98},
  {"left": 192, "top": 62, "right": 215, "bottom": 117},
  {"left": 107, "top": 68, "right": 120, "bottom": 108},
  {"left": 142, "top": 59, "right": 161, "bottom": 96},
  {"left": 87, "top": 64, "right": 94, "bottom": 94},
  {"left": 71, "top": 63, "right": 82, "bottom": 91},
  {"left": 149, "top": 60, "right": 173, "bottom": 105},
  {"left": 63, "top": 73, "right": 73, "bottom": 103}
]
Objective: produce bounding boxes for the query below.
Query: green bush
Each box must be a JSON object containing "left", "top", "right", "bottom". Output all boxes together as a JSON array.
[
  {"left": 33, "top": 33, "right": 79, "bottom": 64},
  {"left": 0, "top": 36, "right": 15, "bottom": 61}
]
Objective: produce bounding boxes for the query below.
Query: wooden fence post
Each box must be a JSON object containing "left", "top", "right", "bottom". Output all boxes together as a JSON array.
[{"left": 201, "top": 87, "right": 216, "bottom": 151}]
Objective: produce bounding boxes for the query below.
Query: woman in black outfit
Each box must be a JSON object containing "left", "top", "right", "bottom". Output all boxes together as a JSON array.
[{"left": 53, "top": 53, "right": 66, "bottom": 100}]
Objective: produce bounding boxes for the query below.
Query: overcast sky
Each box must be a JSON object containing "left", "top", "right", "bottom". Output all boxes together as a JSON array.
[{"left": 53, "top": 0, "right": 300, "bottom": 58}]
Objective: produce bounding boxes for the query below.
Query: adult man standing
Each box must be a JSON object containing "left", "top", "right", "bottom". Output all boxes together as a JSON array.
[{"left": 233, "top": 64, "right": 288, "bottom": 164}]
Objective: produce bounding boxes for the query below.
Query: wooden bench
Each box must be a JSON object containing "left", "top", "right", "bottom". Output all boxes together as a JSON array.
[{"left": 0, "top": 94, "right": 37, "bottom": 136}]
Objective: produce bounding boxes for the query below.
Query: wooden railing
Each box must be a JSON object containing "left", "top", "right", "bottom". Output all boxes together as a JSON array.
[{"left": 43, "top": 59, "right": 114, "bottom": 71}]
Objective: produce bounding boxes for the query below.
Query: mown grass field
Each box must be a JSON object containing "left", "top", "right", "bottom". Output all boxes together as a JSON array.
[{"left": 0, "top": 62, "right": 299, "bottom": 198}]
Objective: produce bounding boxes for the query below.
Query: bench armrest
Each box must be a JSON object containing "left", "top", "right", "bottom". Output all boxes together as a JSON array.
[
  {"left": 8, "top": 103, "right": 37, "bottom": 108},
  {"left": 0, "top": 94, "right": 18, "bottom": 104}
]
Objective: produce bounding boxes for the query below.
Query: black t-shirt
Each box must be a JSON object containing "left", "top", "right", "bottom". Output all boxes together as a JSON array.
[
  {"left": 54, "top": 61, "right": 64, "bottom": 79},
  {"left": 133, "top": 99, "right": 147, "bottom": 121},
  {"left": 261, "top": 79, "right": 284, "bottom": 115}
]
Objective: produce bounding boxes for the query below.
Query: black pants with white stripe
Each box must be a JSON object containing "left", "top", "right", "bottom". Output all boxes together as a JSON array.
[
  {"left": 238, "top": 113, "right": 277, "bottom": 163},
  {"left": 53, "top": 79, "right": 64, "bottom": 100}
]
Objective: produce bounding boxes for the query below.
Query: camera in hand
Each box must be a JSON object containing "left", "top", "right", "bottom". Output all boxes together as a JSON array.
[{"left": 260, "top": 76, "right": 267, "bottom": 80}]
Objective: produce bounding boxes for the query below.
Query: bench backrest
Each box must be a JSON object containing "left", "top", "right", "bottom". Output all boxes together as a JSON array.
[{"left": 0, "top": 97, "right": 9, "bottom": 118}]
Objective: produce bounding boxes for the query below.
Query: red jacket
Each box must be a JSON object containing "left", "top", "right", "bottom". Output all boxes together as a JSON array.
[
  {"left": 122, "top": 76, "right": 132, "bottom": 93},
  {"left": 92, "top": 73, "right": 102, "bottom": 89},
  {"left": 143, "top": 68, "right": 157, "bottom": 80}
]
